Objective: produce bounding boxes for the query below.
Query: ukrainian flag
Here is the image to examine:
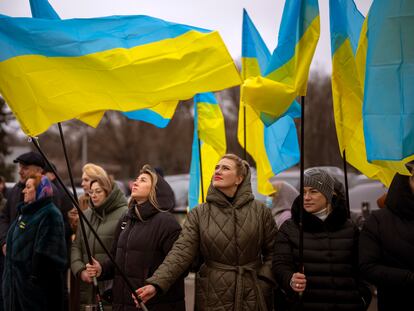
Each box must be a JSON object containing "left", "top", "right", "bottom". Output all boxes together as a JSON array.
[
  {"left": 189, "top": 92, "right": 226, "bottom": 209},
  {"left": 330, "top": 0, "right": 411, "bottom": 187},
  {"left": 123, "top": 101, "right": 179, "bottom": 128},
  {"left": 0, "top": 14, "right": 241, "bottom": 136},
  {"left": 362, "top": 0, "right": 414, "bottom": 162},
  {"left": 238, "top": 9, "right": 300, "bottom": 195},
  {"left": 242, "top": 0, "right": 319, "bottom": 121}
]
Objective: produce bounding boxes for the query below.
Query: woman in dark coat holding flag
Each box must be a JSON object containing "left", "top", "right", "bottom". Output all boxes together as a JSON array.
[
  {"left": 86, "top": 164, "right": 185, "bottom": 311},
  {"left": 273, "top": 168, "right": 371, "bottom": 311},
  {"left": 3, "top": 174, "right": 67, "bottom": 311}
]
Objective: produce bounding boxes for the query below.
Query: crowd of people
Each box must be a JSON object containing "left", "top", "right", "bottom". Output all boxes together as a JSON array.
[{"left": 0, "top": 151, "right": 412, "bottom": 311}]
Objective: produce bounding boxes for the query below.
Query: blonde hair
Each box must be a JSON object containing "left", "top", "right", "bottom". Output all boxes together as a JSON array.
[
  {"left": 221, "top": 154, "right": 249, "bottom": 180},
  {"left": 83, "top": 163, "right": 109, "bottom": 180},
  {"left": 130, "top": 164, "right": 162, "bottom": 221},
  {"left": 82, "top": 163, "right": 113, "bottom": 192}
]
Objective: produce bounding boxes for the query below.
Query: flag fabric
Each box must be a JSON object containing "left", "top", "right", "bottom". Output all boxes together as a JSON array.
[
  {"left": 362, "top": 0, "right": 414, "bottom": 162},
  {"left": 189, "top": 92, "right": 226, "bottom": 209},
  {"left": 123, "top": 101, "right": 179, "bottom": 128},
  {"left": 242, "top": 0, "right": 320, "bottom": 121},
  {"left": 28, "top": 0, "right": 109, "bottom": 128},
  {"left": 238, "top": 9, "right": 300, "bottom": 195},
  {"left": 329, "top": 0, "right": 411, "bottom": 187},
  {"left": 29, "top": 0, "right": 59, "bottom": 19},
  {"left": 0, "top": 14, "right": 241, "bottom": 136}
]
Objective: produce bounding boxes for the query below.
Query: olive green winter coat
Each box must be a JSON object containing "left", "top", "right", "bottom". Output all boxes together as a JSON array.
[
  {"left": 146, "top": 167, "right": 277, "bottom": 311},
  {"left": 71, "top": 183, "right": 128, "bottom": 308}
]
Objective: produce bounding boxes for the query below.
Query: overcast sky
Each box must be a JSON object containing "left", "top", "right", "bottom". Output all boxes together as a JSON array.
[{"left": 0, "top": 0, "right": 372, "bottom": 74}]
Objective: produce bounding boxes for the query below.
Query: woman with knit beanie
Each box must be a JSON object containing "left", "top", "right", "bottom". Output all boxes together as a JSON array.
[{"left": 273, "top": 168, "right": 372, "bottom": 311}]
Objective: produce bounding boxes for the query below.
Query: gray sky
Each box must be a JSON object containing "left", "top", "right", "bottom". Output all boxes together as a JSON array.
[{"left": 0, "top": 0, "right": 372, "bottom": 73}]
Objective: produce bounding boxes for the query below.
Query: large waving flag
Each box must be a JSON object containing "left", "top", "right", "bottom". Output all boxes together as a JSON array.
[
  {"left": 0, "top": 14, "right": 241, "bottom": 136},
  {"left": 242, "top": 0, "right": 320, "bottom": 121},
  {"left": 329, "top": 0, "right": 411, "bottom": 187},
  {"left": 362, "top": 0, "right": 414, "bottom": 162},
  {"left": 238, "top": 9, "right": 300, "bottom": 195},
  {"left": 189, "top": 92, "right": 226, "bottom": 209},
  {"left": 29, "top": 0, "right": 177, "bottom": 129}
]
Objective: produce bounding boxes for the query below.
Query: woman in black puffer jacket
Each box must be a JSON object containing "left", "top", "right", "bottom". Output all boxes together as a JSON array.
[
  {"left": 87, "top": 165, "right": 185, "bottom": 311},
  {"left": 273, "top": 168, "right": 371, "bottom": 311}
]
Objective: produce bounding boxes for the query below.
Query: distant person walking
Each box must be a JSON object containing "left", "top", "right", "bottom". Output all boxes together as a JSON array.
[{"left": 359, "top": 167, "right": 414, "bottom": 311}]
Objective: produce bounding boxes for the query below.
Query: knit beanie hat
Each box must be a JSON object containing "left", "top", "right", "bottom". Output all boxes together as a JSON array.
[{"left": 304, "top": 168, "right": 335, "bottom": 203}]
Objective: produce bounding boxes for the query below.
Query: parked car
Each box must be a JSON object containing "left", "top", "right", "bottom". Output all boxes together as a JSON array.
[{"left": 348, "top": 181, "right": 387, "bottom": 217}]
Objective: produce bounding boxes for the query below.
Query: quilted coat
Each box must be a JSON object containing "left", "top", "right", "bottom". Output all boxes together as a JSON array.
[{"left": 146, "top": 166, "right": 277, "bottom": 311}]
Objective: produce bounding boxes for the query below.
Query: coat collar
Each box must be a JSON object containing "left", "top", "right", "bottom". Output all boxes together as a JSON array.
[
  {"left": 206, "top": 164, "right": 255, "bottom": 209},
  {"left": 291, "top": 193, "right": 348, "bottom": 232}
]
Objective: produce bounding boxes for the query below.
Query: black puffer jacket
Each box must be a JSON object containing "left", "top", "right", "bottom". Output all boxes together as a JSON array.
[
  {"left": 273, "top": 193, "right": 371, "bottom": 311},
  {"left": 359, "top": 173, "right": 414, "bottom": 311},
  {"left": 100, "top": 174, "right": 185, "bottom": 311}
]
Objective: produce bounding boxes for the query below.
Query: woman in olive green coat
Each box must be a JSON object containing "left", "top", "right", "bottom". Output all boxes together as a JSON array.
[
  {"left": 71, "top": 169, "right": 128, "bottom": 310},
  {"left": 136, "top": 154, "right": 277, "bottom": 311}
]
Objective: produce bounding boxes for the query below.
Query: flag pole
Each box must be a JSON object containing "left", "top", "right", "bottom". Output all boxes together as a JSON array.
[
  {"left": 30, "top": 137, "right": 149, "bottom": 311},
  {"left": 57, "top": 123, "right": 105, "bottom": 311},
  {"left": 243, "top": 105, "right": 247, "bottom": 160},
  {"left": 197, "top": 132, "right": 205, "bottom": 202},
  {"left": 299, "top": 95, "right": 305, "bottom": 282},
  {"left": 342, "top": 150, "right": 351, "bottom": 217}
]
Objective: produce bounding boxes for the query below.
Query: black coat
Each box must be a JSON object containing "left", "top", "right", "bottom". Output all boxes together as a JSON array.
[
  {"left": 100, "top": 175, "right": 185, "bottom": 311},
  {"left": 359, "top": 173, "right": 414, "bottom": 311},
  {"left": 273, "top": 194, "right": 371, "bottom": 311}
]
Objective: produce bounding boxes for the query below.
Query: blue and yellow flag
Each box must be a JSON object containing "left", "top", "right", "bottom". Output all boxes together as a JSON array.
[
  {"left": 28, "top": 0, "right": 178, "bottom": 129},
  {"left": 329, "top": 0, "right": 411, "bottom": 187},
  {"left": 189, "top": 92, "right": 226, "bottom": 209},
  {"left": 0, "top": 14, "right": 241, "bottom": 136},
  {"left": 242, "top": 0, "right": 319, "bottom": 121},
  {"left": 123, "top": 101, "right": 179, "bottom": 128},
  {"left": 362, "top": 0, "right": 414, "bottom": 162},
  {"left": 238, "top": 9, "right": 300, "bottom": 195}
]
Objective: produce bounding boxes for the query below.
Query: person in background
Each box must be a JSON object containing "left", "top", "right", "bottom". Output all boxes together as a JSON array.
[
  {"left": 132, "top": 154, "right": 276, "bottom": 311},
  {"left": 71, "top": 165, "right": 128, "bottom": 310},
  {"left": 0, "top": 152, "right": 46, "bottom": 311},
  {"left": 0, "top": 176, "right": 6, "bottom": 213},
  {"left": 271, "top": 181, "right": 299, "bottom": 229},
  {"left": 359, "top": 166, "right": 414, "bottom": 311},
  {"left": 273, "top": 168, "right": 371, "bottom": 311},
  {"left": 86, "top": 164, "right": 185, "bottom": 311},
  {"left": 3, "top": 175, "right": 67, "bottom": 311},
  {"left": 0, "top": 176, "right": 9, "bottom": 201}
]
